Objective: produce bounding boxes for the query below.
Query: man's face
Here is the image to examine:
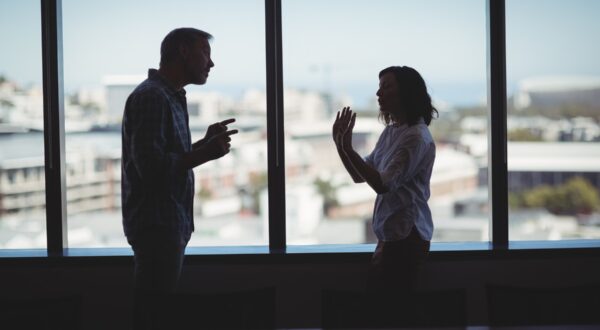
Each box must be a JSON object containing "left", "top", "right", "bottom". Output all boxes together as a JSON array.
[{"left": 183, "top": 37, "right": 214, "bottom": 85}]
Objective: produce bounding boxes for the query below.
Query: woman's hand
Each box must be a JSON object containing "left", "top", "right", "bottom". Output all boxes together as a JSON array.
[{"left": 332, "top": 106, "right": 356, "bottom": 151}]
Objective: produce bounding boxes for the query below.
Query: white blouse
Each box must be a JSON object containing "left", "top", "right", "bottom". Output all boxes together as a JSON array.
[{"left": 364, "top": 119, "right": 436, "bottom": 241}]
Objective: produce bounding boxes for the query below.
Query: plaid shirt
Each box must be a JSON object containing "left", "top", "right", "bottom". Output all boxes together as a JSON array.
[{"left": 121, "top": 69, "right": 194, "bottom": 243}]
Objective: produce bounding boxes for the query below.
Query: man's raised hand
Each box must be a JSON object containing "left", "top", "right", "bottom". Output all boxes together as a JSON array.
[
  {"left": 205, "top": 118, "right": 236, "bottom": 140},
  {"left": 205, "top": 128, "right": 238, "bottom": 161}
]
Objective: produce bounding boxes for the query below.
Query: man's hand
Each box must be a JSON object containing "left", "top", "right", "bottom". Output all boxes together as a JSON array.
[
  {"left": 182, "top": 120, "right": 238, "bottom": 170},
  {"left": 194, "top": 118, "right": 236, "bottom": 150},
  {"left": 332, "top": 106, "right": 356, "bottom": 151},
  {"left": 206, "top": 118, "right": 235, "bottom": 140},
  {"left": 203, "top": 128, "right": 238, "bottom": 161}
]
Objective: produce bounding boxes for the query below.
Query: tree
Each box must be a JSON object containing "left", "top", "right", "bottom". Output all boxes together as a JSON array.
[
  {"left": 0, "top": 99, "right": 14, "bottom": 108},
  {"left": 248, "top": 172, "right": 268, "bottom": 215},
  {"left": 559, "top": 177, "right": 600, "bottom": 214},
  {"left": 507, "top": 128, "right": 543, "bottom": 141},
  {"left": 314, "top": 177, "right": 339, "bottom": 214},
  {"left": 518, "top": 176, "right": 600, "bottom": 215}
]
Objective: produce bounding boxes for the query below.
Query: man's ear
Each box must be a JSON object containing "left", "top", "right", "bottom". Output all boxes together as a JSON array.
[{"left": 178, "top": 44, "right": 189, "bottom": 60}]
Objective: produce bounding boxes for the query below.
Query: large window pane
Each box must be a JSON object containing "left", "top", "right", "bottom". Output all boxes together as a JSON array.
[
  {"left": 62, "top": 0, "right": 267, "bottom": 247},
  {"left": 507, "top": 0, "right": 600, "bottom": 241},
  {"left": 282, "top": 0, "right": 489, "bottom": 244},
  {"left": 0, "top": 1, "right": 46, "bottom": 249}
]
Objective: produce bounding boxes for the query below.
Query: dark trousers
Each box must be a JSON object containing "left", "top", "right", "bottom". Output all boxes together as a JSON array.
[
  {"left": 130, "top": 229, "right": 187, "bottom": 330},
  {"left": 368, "top": 228, "right": 430, "bottom": 294}
]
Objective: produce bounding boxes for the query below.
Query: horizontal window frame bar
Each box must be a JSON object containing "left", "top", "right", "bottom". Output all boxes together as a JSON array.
[{"left": 1, "top": 241, "right": 599, "bottom": 266}]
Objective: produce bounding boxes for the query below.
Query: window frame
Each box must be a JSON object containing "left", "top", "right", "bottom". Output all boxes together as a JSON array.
[{"left": 1, "top": 0, "right": 590, "bottom": 260}]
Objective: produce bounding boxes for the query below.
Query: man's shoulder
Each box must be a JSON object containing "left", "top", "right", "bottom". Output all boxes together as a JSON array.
[
  {"left": 123, "top": 79, "right": 173, "bottom": 119},
  {"left": 130, "top": 78, "right": 169, "bottom": 100},
  {"left": 125, "top": 79, "right": 172, "bottom": 112}
]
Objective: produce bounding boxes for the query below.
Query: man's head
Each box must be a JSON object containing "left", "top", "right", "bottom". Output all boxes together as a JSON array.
[{"left": 160, "top": 28, "right": 214, "bottom": 85}]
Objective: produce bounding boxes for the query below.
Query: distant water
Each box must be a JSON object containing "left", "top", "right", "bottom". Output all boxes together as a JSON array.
[
  {"left": 342, "top": 81, "right": 490, "bottom": 108},
  {"left": 0, "top": 131, "right": 122, "bottom": 160}
]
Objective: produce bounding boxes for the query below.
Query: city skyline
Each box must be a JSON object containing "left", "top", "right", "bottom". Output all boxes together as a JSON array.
[{"left": 1, "top": 0, "right": 600, "bottom": 107}]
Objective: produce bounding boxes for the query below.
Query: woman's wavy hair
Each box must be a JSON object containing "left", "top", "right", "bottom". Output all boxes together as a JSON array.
[{"left": 378, "top": 66, "right": 438, "bottom": 126}]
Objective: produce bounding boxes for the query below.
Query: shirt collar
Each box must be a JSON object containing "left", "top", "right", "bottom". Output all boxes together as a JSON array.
[
  {"left": 390, "top": 117, "right": 425, "bottom": 129},
  {"left": 147, "top": 69, "right": 187, "bottom": 98}
]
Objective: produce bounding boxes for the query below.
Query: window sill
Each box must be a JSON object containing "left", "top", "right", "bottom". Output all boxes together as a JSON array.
[{"left": 0, "top": 240, "right": 599, "bottom": 264}]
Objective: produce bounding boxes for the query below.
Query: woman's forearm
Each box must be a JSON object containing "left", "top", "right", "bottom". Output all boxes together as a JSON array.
[
  {"left": 336, "top": 146, "right": 364, "bottom": 183},
  {"left": 344, "top": 147, "right": 387, "bottom": 194}
]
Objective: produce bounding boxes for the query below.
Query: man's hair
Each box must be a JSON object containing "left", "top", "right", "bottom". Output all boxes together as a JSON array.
[
  {"left": 160, "top": 28, "right": 213, "bottom": 67},
  {"left": 378, "top": 66, "right": 438, "bottom": 126}
]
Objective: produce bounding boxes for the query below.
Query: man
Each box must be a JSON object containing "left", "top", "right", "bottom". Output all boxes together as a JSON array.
[{"left": 121, "top": 28, "right": 237, "bottom": 328}]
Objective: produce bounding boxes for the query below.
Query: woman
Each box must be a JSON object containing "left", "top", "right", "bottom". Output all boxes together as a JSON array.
[{"left": 332, "top": 66, "right": 437, "bottom": 292}]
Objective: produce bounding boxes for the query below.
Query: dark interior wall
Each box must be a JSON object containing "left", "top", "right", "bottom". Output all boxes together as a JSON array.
[{"left": 1, "top": 252, "right": 599, "bottom": 329}]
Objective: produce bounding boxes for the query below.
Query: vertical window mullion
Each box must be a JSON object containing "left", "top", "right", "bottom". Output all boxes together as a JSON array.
[
  {"left": 41, "top": 0, "right": 67, "bottom": 256},
  {"left": 486, "top": 0, "right": 509, "bottom": 248},
  {"left": 265, "top": 0, "right": 286, "bottom": 252}
]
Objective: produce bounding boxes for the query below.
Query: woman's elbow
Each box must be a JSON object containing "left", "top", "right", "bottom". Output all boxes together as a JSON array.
[
  {"left": 365, "top": 182, "right": 387, "bottom": 194},
  {"left": 374, "top": 186, "right": 388, "bottom": 194}
]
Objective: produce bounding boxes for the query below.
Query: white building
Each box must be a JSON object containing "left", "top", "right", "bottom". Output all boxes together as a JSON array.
[
  {"left": 508, "top": 142, "right": 600, "bottom": 191},
  {"left": 514, "top": 76, "right": 600, "bottom": 110},
  {"left": 103, "top": 75, "right": 145, "bottom": 122}
]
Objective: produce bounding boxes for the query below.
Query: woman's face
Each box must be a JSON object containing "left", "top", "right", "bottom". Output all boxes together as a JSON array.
[{"left": 376, "top": 72, "right": 401, "bottom": 114}]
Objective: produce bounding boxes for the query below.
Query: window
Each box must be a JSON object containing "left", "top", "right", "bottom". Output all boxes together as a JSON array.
[
  {"left": 282, "top": 0, "right": 489, "bottom": 244},
  {"left": 0, "top": 0, "right": 46, "bottom": 249},
  {"left": 1, "top": 0, "right": 599, "bottom": 256},
  {"left": 62, "top": 0, "right": 267, "bottom": 247},
  {"left": 506, "top": 0, "right": 600, "bottom": 241}
]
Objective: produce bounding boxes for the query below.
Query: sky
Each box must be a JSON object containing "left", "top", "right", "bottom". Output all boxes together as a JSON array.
[{"left": 1, "top": 0, "right": 599, "bottom": 107}]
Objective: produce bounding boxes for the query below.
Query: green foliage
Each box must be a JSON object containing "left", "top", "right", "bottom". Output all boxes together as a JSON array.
[
  {"left": 313, "top": 177, "right": 339, "bottom": 211},
  {"left": 511, "top": 176, "right": 600, "bottom": 215},
  {"left": 514, "top": 104, "right": 600, "bottom": 122},
  {"left": 198, "top": 186, "right": 212, "bottom": 199},
  {"left": 508, "top": 192, "right": 524, "bottom": 210},
  {"left": 507, "top": 128, "right": 544, "bottom": 141},
  {"left": 249, "top": 172, "right": 268, "bottom": 214},
  {"left": 559, "top": 177, "right": 600, "bottom": 214},
  {"left": 0, "top": 99, "right": 14, "bottom": 108}
]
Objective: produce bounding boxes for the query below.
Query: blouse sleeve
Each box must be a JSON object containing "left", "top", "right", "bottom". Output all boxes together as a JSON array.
[{"left": 379, "top": 132, "right": 429, "bottom": 192}]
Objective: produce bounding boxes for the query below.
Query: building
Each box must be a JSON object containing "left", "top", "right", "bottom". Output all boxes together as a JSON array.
[
  {"left": 514, "top": 76, "right": 600, "bottom": 110},
  {"left": 508, "top": 142, "right": 600, "bottom": 191}
]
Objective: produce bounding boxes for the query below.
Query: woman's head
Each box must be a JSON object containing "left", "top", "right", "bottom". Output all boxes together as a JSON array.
[{"left": 376, "top": 66, "right": 438, "bottom": 126}]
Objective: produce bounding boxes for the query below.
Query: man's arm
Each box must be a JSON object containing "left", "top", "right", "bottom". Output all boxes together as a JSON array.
[
  {"left": 180, "top": 129, "right": 238, "bottom": 170},
  {"left": 192, "top": 139, "right": 206, "bottom": 150},
  {"left": 192, "top": 118, "right": 236, "bottom": 151}
]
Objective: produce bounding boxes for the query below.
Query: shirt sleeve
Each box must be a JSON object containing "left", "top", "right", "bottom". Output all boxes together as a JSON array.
[
  {"left": 363, "top": 152, "right": 374, "bottom": 168},
  {"left": 125, "top": 91, "right": 184, "bottom": 186},
  {"left": 379, "top": 132, "right": 428, "bottom": 192}
]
